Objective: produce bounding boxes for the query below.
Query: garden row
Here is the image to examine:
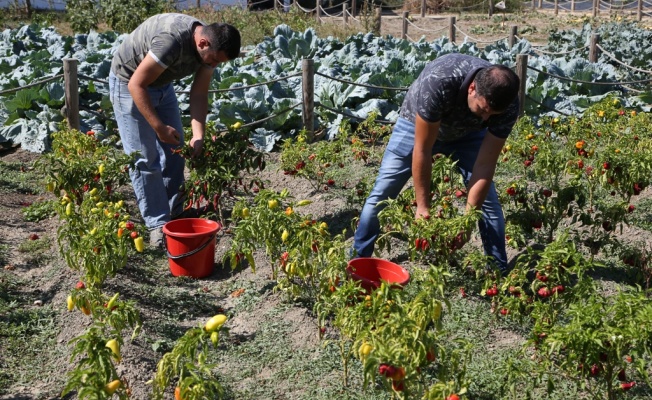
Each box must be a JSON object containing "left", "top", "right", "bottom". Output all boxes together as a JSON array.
[{"left": 36, "top": 95, "right": 652, "bottom": 399}]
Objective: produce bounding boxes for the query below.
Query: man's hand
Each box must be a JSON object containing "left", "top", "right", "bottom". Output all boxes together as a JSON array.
[
  {"left": 157, "top": 125, "right": 181, "bottom": 145},
  {"left": 189, "top": 137, "right": 204, "bottom": 157}
]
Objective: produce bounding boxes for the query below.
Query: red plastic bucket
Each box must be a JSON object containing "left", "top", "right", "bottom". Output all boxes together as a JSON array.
[
  {"left": 162, "top": 218, "right": 221, "bottom": 278},
  {"left": 346, "top": 257, "right": 410, "bottom": 292}
]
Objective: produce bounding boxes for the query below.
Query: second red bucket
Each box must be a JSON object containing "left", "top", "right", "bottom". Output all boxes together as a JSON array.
[
  {"left": 162, "top": 218, "right": 221, "bottom": 278},
  {"left": 346, "top": 257, "right": 410, "bottom": 292}
]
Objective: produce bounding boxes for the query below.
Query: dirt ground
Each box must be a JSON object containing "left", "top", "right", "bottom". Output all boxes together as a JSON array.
[{"left": 0, "top": 145, "right": 366, "bottom": 400}]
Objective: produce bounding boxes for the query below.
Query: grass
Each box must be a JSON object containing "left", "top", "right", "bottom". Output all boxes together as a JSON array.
[
  {"left": 629, "top": 198, "right": 652, "bottom": 232},
  {"left": 17, "top": 236, "right": 53, "bottom": 266},
  {"left": 0, "top": 272, "right": 63, "bottom": 395},
  {"left": 0, "top": 160, "right": 42, "bottom": 196},
  {"left": 214, "top": 300, "right": 390, "bottom": 400}
]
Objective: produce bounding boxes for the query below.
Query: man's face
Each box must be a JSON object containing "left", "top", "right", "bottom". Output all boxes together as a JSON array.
[
  {"left": 198, "top": 48, "right": 229, "bottom": 69},
  {"left": 467, "top": 82, "right": 500, "bottom": 121}
]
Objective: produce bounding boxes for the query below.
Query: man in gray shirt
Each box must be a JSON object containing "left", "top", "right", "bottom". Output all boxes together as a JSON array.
[
  {"left": 108, "top": 13, "right": 240, "bottom": 248},
  {"left": 352, "top": 53, "right": 520, "bottom": 274}
]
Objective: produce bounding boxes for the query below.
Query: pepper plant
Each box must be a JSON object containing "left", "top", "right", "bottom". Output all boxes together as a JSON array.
[
  {"left": 62, "top": 287, "right": 141, "bottom": 400},
  {"left": 509, "top": 289, "right": 652, "bottom": 400},
  {"left": 176, "top": 121, "right": 266, "bottom": 223},
  {"left": 151, "top": 315, "right": 228, "bottom": 400},
  {"left": 56, "top": 189, "right": 141, "bottom": 287},
  {"left": 37, "top": 128, "right": 134, "bottom": 205}
]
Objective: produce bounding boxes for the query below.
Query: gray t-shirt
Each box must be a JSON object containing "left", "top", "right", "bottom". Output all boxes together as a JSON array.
[
  {"left": 399, "top": 53, "right": 519, "bottom": 142},
  {"left": 111, "top": 13, "right": 205, "bottom": 87}
]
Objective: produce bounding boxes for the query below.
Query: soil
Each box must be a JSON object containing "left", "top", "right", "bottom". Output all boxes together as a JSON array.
[{"left": 0, "top": 146, "right": 367, "bottom": 400}]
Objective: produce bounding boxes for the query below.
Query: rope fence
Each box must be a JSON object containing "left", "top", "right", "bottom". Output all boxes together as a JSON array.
[
  {"left": 527, "top": 0, "right": 649, "bottom": 19},
  {"left": 8, "top": 0, "right": 652, "bottom": 22},
  {"left": 529, "top": 44, "right": 589, "bottom": 56},
  {"left": 0, "top": 74, "right": 64, "bottom": 95},
  {"left": 528, "top": 65, "right": 652, "bottom": 85},
  {"left": 240, "top": 101, "right": 303, "bottom": 129},
  {"left": 317, "top": 102, "right": 398, "bottom": 124},
  {"left": 2, "top": 28, "right": 651, "bottom": 138},
  {"left": 453, "top": 23, "right": 510, "bottom": 44},
  {"left": 595, "top": 44, "right": 652, "bottom": 74},
  {"left": 315, "top": 71, "right": 409, "bottom": 91}
]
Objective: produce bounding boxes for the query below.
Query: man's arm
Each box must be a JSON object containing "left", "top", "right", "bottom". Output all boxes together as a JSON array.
[
  {"left": 128, "top": 54, "right": 180, "bottom": 145},
  {"left": 466, "top": 132, "right": 506, "bottom": 211},
  {"left": 188, "top": 65, "right": 214, "bottom": 156},
  {"left": 413, "top": 114, "right": 440, "bottom": 219}
]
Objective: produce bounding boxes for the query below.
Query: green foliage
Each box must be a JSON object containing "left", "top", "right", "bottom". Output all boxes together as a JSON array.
[
  {"left": 152, "top": 321, "right": 226, "bottom": 400},
  {"left": 0, "top": 295, "right": 59, "bottom": 395},
  {"left": 22, "top": 199, "right": 57, "bottom": 222},
  {"left": 66, "top": 0, "right": 164, "bottom": 33},
  {"left": 199, "top": 6, "right": 319, "bottom": 48},
  {"left": 62, "top": 288, "right": 141, "bottom": 400},
  {"left": 177, "top": 122, "right": 266, "bottom": 223},
  {"left": 65, "top": 0, "right": 102, "bottom": 33},
  {"left": 100, "top": 0, "right": 165, "bottom": 33},
  {"left": 514, "top": 289, "right": 652, "bottom": 399}
]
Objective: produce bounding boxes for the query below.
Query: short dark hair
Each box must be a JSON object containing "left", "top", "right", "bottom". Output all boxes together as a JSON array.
[
  {"left": 474, "top": 65, "right": 520, "bottom": 112},
  {"left": 203, "top": 23, "right": 241, "bottom": 60}
]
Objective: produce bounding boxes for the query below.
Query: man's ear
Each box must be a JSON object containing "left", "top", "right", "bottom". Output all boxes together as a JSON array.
[
  {"left": 468, "top": 81, "right": 476, "bottom": 95},
  {"left": 197, "top": 37, "right": 210, "bottom": 50}
]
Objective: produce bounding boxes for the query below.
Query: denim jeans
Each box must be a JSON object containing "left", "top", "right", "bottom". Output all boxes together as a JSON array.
[
  {"left": 352, "top": 117, "right": 508, "bottom": 272},
  {"left": 108, "top": 72, "right": 186, "bottom": 229}
]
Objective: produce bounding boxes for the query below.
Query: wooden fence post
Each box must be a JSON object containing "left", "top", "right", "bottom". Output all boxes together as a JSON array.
[
  {"left": 571, "top": 0, "right": 576, "bottom": 12},
  {"left": 316, "top": 2, "right": 321, "bottom": 24},
  {"left": 489, "top": 0, "right": 494, "bottom": 17},
  {"left": 402, "top": 11, "right": 409, "bottom": 40},
  {"left": 554, "top": 0, "right": 559, "bottom": 15},
  {"left": 63, "top": 58, "right": 80, "bottom": 131},
  {"left": 589, "top": 33, "right": 600, "bottom": 63},
  {"left": 509, "top": 25, "right": 518, "bottom": 48},
  {"left": 538, "top": 0, "right": 542, "bottom": 9},
  {"left": 638, "top": 0, "right": 642, "bottom": 21},
  {"left": 516, "top": 54, "right": 527, "bottom": 117},
  {"left": 593, "top": 0, "right": 598, "bottom": 17},
  {"left": 421, "top": 0, "right": 426, "bottom": 17},
  {"left": 351, "top": 0, "right": 356, "bottom": 17},
  {"left": 449, "top": 16, "right": 456, "bottom": 43},
  {"left": 302, "top": 59, "right": 315, "bottom": 142},
  {"left": 343, "top": 2, "right": 348, "bottom": 26},
  {"left": 373, "top": 7, "right": 382, "bottom": 36}
]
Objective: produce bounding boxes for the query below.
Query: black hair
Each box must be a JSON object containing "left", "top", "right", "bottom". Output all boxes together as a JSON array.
[
  {"left": 203, "top": 23, "right": 241, "bottom": 60},
  {"left": 473, "top": 65, "right": 520, "bottom": 112}
]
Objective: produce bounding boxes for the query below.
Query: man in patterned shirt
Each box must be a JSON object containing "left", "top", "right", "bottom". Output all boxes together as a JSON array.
[
  {"left": 352, "top": 53, "right": 520, "bottom": 274},
  {"left": 108, "top": 14, "right": 240, "bottom": 248}
]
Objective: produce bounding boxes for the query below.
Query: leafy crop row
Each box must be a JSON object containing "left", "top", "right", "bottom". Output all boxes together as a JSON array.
[{"left": 1, "top": 21, "right": 650, "bottom": 152}]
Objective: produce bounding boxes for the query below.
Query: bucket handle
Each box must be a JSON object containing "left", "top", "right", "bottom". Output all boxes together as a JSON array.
[{"left": 163, "top": 232, "right": 216, "bottom": 260}]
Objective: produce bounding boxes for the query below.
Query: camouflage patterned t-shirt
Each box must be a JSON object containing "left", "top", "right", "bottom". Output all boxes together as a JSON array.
[
  {"left": 399, "top": 53, "right": 519, "bottom": 142},
  {"left": 111, "top": 13, "right": 205, "bottom": 87}
]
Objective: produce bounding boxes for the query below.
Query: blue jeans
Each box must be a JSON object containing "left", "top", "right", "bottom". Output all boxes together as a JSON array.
[
  {"left": 109, "top": 72, "right": 186, "bottom": 229},
  {"left": 352, "top": 118, "right": 508, "bottom": 272}
]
